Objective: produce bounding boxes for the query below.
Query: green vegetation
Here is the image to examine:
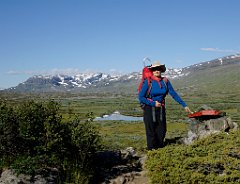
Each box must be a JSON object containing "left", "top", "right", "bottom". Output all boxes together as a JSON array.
[
  {"left": 0, "top": 90, "right": 239, "bottom": 183},
  {"left": 58, "top": 95, "right": 141, "bottom": 120},
  {"left": 0, "top": 100, "right": 102, "bottom": 183},
  {"left": 146, "top": 130, "right": 240, "bottom": 184},
  {"left": 95, "top": 121, "right": 188, "bottom": 152},
  {"left": 95, "top": 121, "right": 146, "bottom": 151},
  {"left": 0, "top": 92, "right": 141, "bottom": 120},
  {"left": 0, "top": 61, "right": 239, "bottom": 183}
]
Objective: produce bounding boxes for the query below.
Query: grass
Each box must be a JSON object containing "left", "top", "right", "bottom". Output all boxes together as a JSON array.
[
  {"left": 1, "top": 88, "right": 239, "bottom": 151},
  {"left": 94, "top": 121, "right": 146, "bottom": 151},
  {"left": 94, "top": 121, "right": 188, "bottom": 153}
]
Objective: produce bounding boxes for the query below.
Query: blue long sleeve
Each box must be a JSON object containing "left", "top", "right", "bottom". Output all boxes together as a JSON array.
[
  {"left": 138, "top": 78, "right": 187, "bottom": 107},
  {"left": 167, "top": 80, "right": 187, "bottom": 107},
  {"left": 138, "top": 79, "right": 156, "bottom": 107}
]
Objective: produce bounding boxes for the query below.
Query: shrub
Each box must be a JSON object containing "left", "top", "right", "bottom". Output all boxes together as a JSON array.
[
  {"left": 146, "top": 131, "right": 240, "bottom": 184},
  {"left": 0, "top": 100, "right": 102, "bottom": 183},
  {"left": 0, "top": 101, "right": 20, "bottom": 164},
  {"left": 64, "top": 119, "right": 102, "bottom": 183}
]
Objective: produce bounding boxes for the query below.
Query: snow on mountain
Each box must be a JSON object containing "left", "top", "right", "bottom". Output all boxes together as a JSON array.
[
  {"left": 5, "top": 54, "right": 240, "bottom": 93},
  {"left": 8, "top": 68, "right": 186, "bottom": 92},
  {"left": 163, "top": 68, "right": 185, "bottom": 79},
  {"left": 182, "top": 54, "right": 240, "bottom": 72},
  {"left": 6, "top": 72, "right": 123, "bottom": 92},
  {"left": 5, "top": 66, "right": 192, "bottom": 93}
]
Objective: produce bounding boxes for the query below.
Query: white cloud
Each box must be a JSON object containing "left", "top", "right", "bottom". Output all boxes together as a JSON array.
[
  {"left": 7, "top": 68, "right": 83, "bottom": 76},
  {"left": 6, "top": 68, "right": 122, "bottom": 76},
  {"left": 7, "top": 70, "right": 23, "bottom": 75},
  {"left": 6, "top": 68, "right": 126, "bottom": 76},
  {"left": 200, "top": 47, "right": 240, "bottom": 53}
]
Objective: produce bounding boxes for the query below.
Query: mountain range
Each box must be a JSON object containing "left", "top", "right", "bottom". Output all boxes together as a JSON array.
[{"left": 4, "top": 54, "right": 240, "bottom": 93}]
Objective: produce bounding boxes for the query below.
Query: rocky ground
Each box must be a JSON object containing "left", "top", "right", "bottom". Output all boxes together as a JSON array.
[
  {"left": 0, "top": 147, "right": 149, "bottom": 184},
  {"left": 95, "top": 147, "right": 148, "bottom": 184}
]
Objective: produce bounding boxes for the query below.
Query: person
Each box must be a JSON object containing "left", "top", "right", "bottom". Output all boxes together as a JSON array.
[{"left": 138, "top": 61, "right": 191, "bottom": 150}]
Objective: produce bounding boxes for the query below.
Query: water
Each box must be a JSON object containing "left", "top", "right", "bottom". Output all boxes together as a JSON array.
[{"left": 94, "top": 111, "right": 143, "bottom": 121}]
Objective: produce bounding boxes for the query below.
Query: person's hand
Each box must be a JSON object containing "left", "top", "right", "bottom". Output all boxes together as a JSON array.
[
  {"left": 155, "top": 101, "right": 161, "bottom": 107},
  {"left": 184, "top": 106, "right": 193, "bottom": 114}
]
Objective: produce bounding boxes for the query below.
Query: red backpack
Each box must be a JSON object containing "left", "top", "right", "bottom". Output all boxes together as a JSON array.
[{"left": 138, "top": 65, "right": 168, "bottom": 96}]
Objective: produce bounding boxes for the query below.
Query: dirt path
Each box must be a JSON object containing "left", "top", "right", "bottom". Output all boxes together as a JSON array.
[
  {"left": 97, "top": 148, "right": 149, "bottom": 184},
  {"left": 108, "top": 170, "right": 149, "bottom": 184}
]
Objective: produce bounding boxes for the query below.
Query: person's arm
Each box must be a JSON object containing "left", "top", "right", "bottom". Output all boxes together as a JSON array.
[{"left": 138, "top": 80, "right": 156, "bottom": 107}]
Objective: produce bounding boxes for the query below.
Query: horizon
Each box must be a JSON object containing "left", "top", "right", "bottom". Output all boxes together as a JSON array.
[
  {"left": 1, "top": 0, "right": 240, "bottom": 88},
  {"left": 2, "top": 53, "right": 239, "bottom": 90}
]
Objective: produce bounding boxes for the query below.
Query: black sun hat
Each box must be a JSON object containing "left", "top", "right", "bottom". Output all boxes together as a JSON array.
[{"left": 150, "top": 61, "right": 166, "bottom": 73}]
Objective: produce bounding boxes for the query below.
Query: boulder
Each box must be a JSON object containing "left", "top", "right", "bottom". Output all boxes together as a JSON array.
[
  {"left": 182, "top": 105, "right": 238, "bottom": 145},
  {"left": 0, "top": 168, "right": 60, "bottom": 184}
]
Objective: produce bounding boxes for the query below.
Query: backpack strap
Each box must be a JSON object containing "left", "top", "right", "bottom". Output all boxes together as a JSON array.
[
  {"left": 146, "top": 77, "right": 168, "bottom": 97},
  {"left": 146, "top": 78, "right": 152, "bottom": 98},
  {"left": 162, "top": 77, "right": 168, "bottom": 94},
  {"left": 161, "top": 77, "right": 168, "bottom": 106}
]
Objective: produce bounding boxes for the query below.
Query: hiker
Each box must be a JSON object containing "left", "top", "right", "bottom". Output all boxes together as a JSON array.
[{"left": 138, "top": 61, "right": 191, "bottom": 150}]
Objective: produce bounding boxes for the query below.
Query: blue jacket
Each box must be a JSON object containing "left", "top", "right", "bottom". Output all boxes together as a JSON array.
[{"left": 138, "top": 78, "right": 187, "bottom": 107}]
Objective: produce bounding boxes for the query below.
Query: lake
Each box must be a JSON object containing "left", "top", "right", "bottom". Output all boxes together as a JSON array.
[{"left": 94, "top": 111, "right": 143, "bottom": 121}]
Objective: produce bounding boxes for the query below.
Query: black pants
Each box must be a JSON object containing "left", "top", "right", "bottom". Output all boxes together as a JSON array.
[{"left": 143, "top": 105, "right": 166, "bottom": 150}]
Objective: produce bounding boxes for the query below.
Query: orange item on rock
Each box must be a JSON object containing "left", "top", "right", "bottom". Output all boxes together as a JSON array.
[{"left": 188, "top": 110, "right": 222, "bottom": 118}]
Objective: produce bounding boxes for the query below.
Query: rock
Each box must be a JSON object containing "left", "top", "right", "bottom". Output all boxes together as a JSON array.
[
  {"left": 0, "top": 169, "right": 33, "bottom": 184},
  {"left": 33, "top": 175, "right": 47, "bottom": 184},
  {"left": 0, "top": 169, "right": 20, "bottom": 184},
  {"left": 31, "top": 168, "right": 60, "bottom": 184},
  {"left": 121, "top": 147, "right": 138, "bottom": 163},
  {"left": 108, "top": 171, "right": 149, "bottom": 184},
  {"left": 182, "top": 130, "right": 198, "bottom": 145},
  {"left": 0, "top": 168, "right": 60, "bottom": 184},
  {"left": 138, "top": 155, "right": 147, "bottom": 167},
  {"left": 97, "top": 147, "right": 148, "bottom": 184},
  {"left": 183, "top": 109, "right": 238, "bottom": 145}
]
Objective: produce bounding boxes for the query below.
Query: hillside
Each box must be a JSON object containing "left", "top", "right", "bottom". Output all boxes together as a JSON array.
[
  {"left": 173, "top": 61, "right": 240, "bottom": 95},
  {"left": 3, "top": 54, "right": 240, "bottom": 95},
  {"left": 2, "top": 55, "right": 240, "bottom": 98},
  {"left": 4, "top": 68, "right": 185, "bottom": 93}
]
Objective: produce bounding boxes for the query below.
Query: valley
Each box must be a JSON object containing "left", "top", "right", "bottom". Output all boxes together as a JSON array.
[{"left": 0, "top": 54, "right": 240, "bottom": 183}]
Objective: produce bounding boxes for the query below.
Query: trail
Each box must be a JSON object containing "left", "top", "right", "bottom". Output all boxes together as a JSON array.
[{"left": 96, "top": 147, "right": 149, "bottom": 184}]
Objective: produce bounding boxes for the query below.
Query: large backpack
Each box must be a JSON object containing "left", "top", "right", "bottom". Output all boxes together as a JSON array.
[{"left": 138, "top": 65, "right": 169, "bottom": 97}]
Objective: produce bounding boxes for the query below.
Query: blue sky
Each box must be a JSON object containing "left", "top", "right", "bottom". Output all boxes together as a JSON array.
[{"left": 0, "top": 0, "right": 240, "bottom": 88}]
